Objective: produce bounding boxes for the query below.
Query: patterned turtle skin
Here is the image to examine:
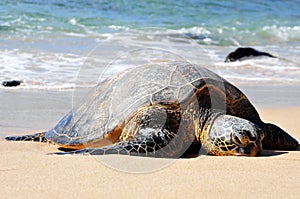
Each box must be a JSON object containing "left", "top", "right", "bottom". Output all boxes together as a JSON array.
[{"left": 6, "top": 62, "right": 298, "bottom": 157}]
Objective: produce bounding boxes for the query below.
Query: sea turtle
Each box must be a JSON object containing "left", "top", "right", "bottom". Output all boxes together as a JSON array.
[{"left": 6, "top": 61, "right": 298, "bottom": 157}]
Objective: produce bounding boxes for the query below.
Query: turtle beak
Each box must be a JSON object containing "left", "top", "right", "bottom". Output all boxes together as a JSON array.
[{"left": 237, "top": 141, "right": 263, "bottom": 157}]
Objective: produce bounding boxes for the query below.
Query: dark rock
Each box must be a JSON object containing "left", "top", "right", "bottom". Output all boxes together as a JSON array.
[
  {"left": 225, "top": 47, "right": 276, "bottom": 62},
  {"left": 2, "top": 80, "right": 23, "bottom": 87}
]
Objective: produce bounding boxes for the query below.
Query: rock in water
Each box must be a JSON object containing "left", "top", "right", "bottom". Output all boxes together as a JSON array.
[
  {"left": 2, "top": 80, "right": 23, "bottom": 87},
  {"left": 225, "top": 47, "right": 276, "bottom": 62}
]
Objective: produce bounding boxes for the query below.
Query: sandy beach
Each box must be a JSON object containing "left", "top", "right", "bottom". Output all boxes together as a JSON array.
[{"left": 0, "top": 88, "right": 299, "bottom": 199}]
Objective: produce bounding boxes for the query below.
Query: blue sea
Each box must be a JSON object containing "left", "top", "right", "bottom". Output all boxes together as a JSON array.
[{"left": 1, "top": 0, "right": 300, "bottom": 89}]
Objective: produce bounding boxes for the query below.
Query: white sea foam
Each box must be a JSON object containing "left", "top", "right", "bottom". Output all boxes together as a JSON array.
[
  {"left": 214, "top": 57, "right": 300, "bottom": 85},
  {"left": 261, "top": 25, "right": 300, "bottom": 42},
  {"left": 0, "top": 49, "right": 88, "bottom": 90},
  {"left": 69, "top": 18, "right": 77, "bottom": 25},
  {"left": 1, "top": 25, "right": 300, "bottom": 90},
  {"left": 1, "top": 43, "right": 299, "bottom": 91},
  {"left": 109, "top": 25, "right": 130, "bottom": 31}
]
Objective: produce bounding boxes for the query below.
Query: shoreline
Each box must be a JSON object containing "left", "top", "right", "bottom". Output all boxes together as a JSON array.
[{"left": 1, "top": 83, "right": 300, "bottom": 137}]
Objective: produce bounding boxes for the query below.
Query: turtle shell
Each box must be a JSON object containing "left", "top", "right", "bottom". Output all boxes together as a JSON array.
[{"left": 45, "top": 61, "right": 241, "bottom": 148}]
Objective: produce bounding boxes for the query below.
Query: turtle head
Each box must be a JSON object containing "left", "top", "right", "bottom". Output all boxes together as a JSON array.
[{"left": 203, "top": 115, "right": 264, "bottom": 156}]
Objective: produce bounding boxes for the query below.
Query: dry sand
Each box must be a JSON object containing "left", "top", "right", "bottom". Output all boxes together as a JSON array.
[{"left": 0, "top": 107, "right": 299, "bottom": 198}]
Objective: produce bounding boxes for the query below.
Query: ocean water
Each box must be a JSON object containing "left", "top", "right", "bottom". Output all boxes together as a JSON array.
[{"left": 1, "top": 0, "right": 300, "bottom": 90}]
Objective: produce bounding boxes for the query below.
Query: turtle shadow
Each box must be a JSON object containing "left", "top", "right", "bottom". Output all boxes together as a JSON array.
[
  {"left": 58, "top": 147, "right": 77, "bottom": 152},
  {"left": 260, "top": 150, "right": 288, "bottom": 157},
  {"left": 259, "top": 144, "right": 300, "bottom": 157},
  {"left": 56, "top": 145, "right": 300, "bottom": 157}
]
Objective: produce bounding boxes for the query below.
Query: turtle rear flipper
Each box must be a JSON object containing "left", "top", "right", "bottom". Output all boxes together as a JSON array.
[
  {"left": 263, "top": 123, "right": 298, "bottom": 150},
  {"left": 5, "top": 132, "right": 47, "bottom": 142}
]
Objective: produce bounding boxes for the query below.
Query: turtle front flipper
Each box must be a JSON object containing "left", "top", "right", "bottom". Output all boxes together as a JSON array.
[
  {"left": 262, "top": 123, "right": 298, "bottom": 150},
  {"left": 5, "top": 132, "right": 48, "bottom": 142},
  {"left": 54, "top": 136, "right": 176, "bottom": 158},
  {"left": 54, "top": 139, "right": 159, "bottom": 157},
  {"left": 58, "top": 105, "right": 196, "bottom": 158},
  {"left": 53, "top": 131, "right": 186, "bottom": 158}
]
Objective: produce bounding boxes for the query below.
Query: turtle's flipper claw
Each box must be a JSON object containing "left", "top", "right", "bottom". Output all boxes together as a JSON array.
[{"left": 5, "top": 136, "right": 18, "bottom": 141}]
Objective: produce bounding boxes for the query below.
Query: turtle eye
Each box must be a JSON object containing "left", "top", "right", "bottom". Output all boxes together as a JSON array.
[
  {"left": 259, "top": 130, "right": 265, "bottom": 140},
  {"left": 243, "top": 130, "right": 257, "bottom": 142},
  {"left": 232, "top": 134, "right": 242, "bottom": 145},
  {"left": 231, "top": 129, "right": 256, "bottom": 146}
]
